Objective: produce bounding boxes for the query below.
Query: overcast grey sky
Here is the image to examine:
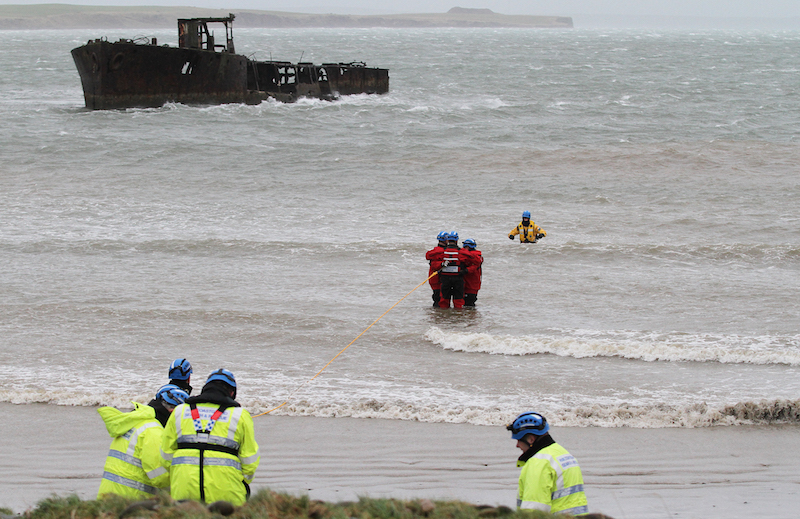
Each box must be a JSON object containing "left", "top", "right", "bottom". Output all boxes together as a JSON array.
[{"left": 2, "top": 0, "right": 800, "bottom": 18}]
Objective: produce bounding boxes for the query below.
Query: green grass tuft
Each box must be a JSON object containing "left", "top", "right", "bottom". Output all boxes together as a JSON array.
[{"left": 12, "top": 491, "right": 594, "bottom": 519}]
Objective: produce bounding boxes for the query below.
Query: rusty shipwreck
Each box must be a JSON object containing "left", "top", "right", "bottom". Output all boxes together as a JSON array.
[{"left": 71, "top": 14, "right": 389, "bottom": 110}]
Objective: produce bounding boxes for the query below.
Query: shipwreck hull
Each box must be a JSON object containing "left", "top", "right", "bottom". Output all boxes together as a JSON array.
[
  {"left": 324, "top": 63, "right": 389, "bottom": 96},
  {"left": 72, "top": 15, "right": 389, "bottom": 110},
  {"left": 71, "top": 15, "right": 389, "bottom": 110},
  {"left": 72, "top": 40, "right": 250, "bottom": 110},
  {"left": 246, "top": 61, "right": 389, "bottom": 102}
]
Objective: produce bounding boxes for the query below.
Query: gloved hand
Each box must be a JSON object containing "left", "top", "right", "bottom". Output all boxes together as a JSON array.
[
  {"left": 508, "top": 235, "right": 514, "bottom": 240},
  {"left": 536, "top": 233, "right": 545, "bottom": 240}
]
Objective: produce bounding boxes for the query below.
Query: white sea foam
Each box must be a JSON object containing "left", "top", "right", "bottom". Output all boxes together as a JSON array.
[
  {"left": 424, "top": 327, "right": 800, "bottom": 365},
  {"left": 3, "top": 29, "right": 800, "bottom": 439},
  {"left": 3, "top": 391, "right": 798, "bottom": 428}
]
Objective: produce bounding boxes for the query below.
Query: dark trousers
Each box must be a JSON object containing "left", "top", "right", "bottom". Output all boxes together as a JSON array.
[
  {"left": 464, "top": 293, "right": 477, "bottom": 307},
  {"left": 439, "top": 276, "right": 464, "bottom": 308},
  {"left": 431, "top": 289, "right": 441, "bottom": 306}
]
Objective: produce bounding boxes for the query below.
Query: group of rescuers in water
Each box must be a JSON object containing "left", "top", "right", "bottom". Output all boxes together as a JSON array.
[
  {"left": 427, "top": 211, "right": 546, "bottom": 309},
  {"left": 97, "top": 212, "right": 588, "bottom": 516}
]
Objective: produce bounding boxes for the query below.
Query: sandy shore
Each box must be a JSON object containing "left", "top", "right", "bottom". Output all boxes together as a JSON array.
[{"left": 2, "top": 403, "right": 799, "bottom": 517}]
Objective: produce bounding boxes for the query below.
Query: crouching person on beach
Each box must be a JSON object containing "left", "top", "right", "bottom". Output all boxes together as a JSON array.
[
  {"left": 160, "top": 369, "right": 260, "bottom": 506},
  {"left": 507, "top": 412, "right": 589, "bottom": 516},
  {"left": 97, "top": 384, "right": 189, "bottom": 499}
]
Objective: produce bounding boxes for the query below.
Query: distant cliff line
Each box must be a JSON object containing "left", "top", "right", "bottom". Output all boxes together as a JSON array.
[{"left": 0, "top": 4, "right": 573, "bottom": 30}]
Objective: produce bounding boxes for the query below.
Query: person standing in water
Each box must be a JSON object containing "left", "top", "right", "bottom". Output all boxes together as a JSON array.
[
  {"left": 438, "top": 232, "right": 466, "bottom": 309},
  {"left": 509, "top": 211, "right": 546, "bottom": 243},
  {"left": 461, "top": 239, "right": 483, "bottom": 307},
  {"left": 425, "top": 232, "right": 447, "bottom": 307}
]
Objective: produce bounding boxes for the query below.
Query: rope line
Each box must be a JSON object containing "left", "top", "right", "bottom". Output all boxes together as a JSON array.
[{"left": 253, "top": 271, "right": 438, "bottom": 418}]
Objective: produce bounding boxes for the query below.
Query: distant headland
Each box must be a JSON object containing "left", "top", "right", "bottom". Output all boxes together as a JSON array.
[{"left": 0, "top": 4, "right": 573, "bottom": 30}]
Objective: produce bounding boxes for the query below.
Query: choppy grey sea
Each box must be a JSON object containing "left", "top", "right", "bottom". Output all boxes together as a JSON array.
[{"left": 1, "top": 26, "right": 799, "bottom": 428}]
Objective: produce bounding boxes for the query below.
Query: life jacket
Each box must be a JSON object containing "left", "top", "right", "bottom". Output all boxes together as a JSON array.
[
  {"left": 161, "top": 392, "right": 260, "bottom": 506},
  {"left": 515, "top": 222, "right": 545, "bottom": 243},
  {"left": 440, "top": 245, "right": 461, "bottom": 275}
]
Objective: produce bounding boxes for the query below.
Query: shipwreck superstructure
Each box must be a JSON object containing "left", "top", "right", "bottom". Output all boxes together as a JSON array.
[{"left": 71, "top": 14, "right": 389, "bottom": 110}]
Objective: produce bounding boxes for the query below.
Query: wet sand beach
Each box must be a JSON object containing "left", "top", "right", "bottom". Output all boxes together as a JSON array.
[{"left": 2, "top": 403, "right": 799, "bottom": 518}]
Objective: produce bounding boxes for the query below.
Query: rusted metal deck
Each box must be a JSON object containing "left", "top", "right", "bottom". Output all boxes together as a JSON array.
[{"left": 71, "top": 14, "right": 389, "bottom": 109}]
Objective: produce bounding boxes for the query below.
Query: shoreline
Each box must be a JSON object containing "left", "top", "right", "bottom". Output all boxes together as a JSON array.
[
  {"left": 0, "top": 6, "right": 572, "bottom": 30},
  {"left": 3, "top": 403, "right": 800, "bottom": 517}
]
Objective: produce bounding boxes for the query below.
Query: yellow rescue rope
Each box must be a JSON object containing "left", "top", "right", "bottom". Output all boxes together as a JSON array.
[{"left": 253, "top": 270, "right": 438, "bottom": 418}]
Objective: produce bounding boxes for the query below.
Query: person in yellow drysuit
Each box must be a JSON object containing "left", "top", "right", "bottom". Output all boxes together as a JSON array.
[
  {"left": 507, "top": 411, "right": 588, "bottom": 516},
  {"left": 160, "top": 369, "right": 260, "bottom": 506},
  {"left": 97, "top": 384, "right": 189, "bottom": 499},
  {"left": 508, "top": 211, "right": 546, "bottom": 243}
]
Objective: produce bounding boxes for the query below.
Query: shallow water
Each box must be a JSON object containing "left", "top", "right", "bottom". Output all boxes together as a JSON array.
[{"left": 1, "top": 27, "right": 799, "bottom": 427}]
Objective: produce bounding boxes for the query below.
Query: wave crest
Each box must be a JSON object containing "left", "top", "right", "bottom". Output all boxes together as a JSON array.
[
  {"left": 2, "top": 390, "right": 798, "bottom": 428},
  {"left": 424, "top": 327, "right": 800, "bottom": 365},
  {"left": 253, "top": 398, "right": 800, "bottom": 428}
]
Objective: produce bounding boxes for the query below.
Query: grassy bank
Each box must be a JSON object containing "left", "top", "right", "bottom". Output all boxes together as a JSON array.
[{"left": 0, "top": 490, "right": 608, "bottom": 519}]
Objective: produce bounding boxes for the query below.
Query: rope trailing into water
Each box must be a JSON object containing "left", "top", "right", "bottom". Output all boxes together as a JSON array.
[{"left": 253, "top": 271, "right": 438, "bottom": 418}]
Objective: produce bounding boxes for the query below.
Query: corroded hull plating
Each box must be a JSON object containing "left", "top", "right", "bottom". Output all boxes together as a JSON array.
[
  {"left": 71, "top": 40, "right": 251, "bottom": 110},
  {"left": 71, "top": 20, "right": 390, "bottom": 110}
]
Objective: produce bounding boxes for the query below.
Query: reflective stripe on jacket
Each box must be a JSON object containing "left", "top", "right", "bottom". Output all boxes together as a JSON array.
[
  {"left": 440, "top": 246, "right": 461, "bottom": 275},
  {"left": 509, "top": 221, "right": 546, "bottom": 243},
  {"left": 161, "top": 402, "right": 260, "bottom": 506},
  {"left": 517, "top": 438, "right": 588, "bottom": 516},
  {"left": 97, "top": 402, "right": 169, "bottom": 499}
]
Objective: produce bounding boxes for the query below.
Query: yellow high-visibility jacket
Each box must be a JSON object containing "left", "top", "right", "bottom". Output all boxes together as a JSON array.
[
  {"left": 160, "top": 402, "right": 260, "bottom": 505},
  {"left": 517, "top": 436, "right": 588, "bottom": 516},
  {"left": 97, "top": 402, "right": 169, "bottom": 499},
  {"left": 509, "top": 221, "right": 546, "bottom": 243}
]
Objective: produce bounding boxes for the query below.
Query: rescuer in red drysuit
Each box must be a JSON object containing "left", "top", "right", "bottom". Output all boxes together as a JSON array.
[
  {"left": 438, "top": 232, "right": 469, "bottom": 309},
  {"left": 425, "top": 232, "right": 447, "bottom": 307},
  {"left": 461, "top": 239, "right": 483, "bottom": 307}
]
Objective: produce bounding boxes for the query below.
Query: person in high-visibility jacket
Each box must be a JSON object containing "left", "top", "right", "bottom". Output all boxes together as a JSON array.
[
  {"left": 97, "top": 384, "right": 189, "bottom": 499},
  {"left": 160, "top": 369, "right": 260, "bottom": 506},
  {"left": 507, "top": 412, "right": 589, "bottom": 516},
  {"left": 508, "top": 211, "right": 546, "bottom": 243}
]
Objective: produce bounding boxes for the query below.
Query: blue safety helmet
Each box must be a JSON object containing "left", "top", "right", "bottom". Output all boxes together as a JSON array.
[
  {"left": 205, "top": 368, "right": 237, "bottom": 399},
  {"left": 463, "top": 239, "right": 476, "bottom": 249},
  {"left": 206, "top": 368, "right": 236, "bottom": 389},
  {"left": 447, "top": 231, "right": 458, "bottom": 242},
  {"left": 169, "top": 358, "right": 192, "bottom": 381},
  {"left": 437, "top": 231, "right": 448, "bottom": 242},
  {"left": 522, "top": 211, "right": 531, "bottom": 219},
  {"left": 155, "top": 384, "right": 190, "bottom": 407},
  {"left": 506, "top": 412, "right": 549, "bottom": 439}
]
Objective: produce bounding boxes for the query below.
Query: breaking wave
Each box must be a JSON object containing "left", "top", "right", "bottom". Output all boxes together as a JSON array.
[
  {"left": 263, "top": 398, "right": 800, "bottom": 428},
  {"left": 2, "top": 389, "right": 799, "bottom": 428},
  {"left": 424, "top": 327, "right": 800, "bottom": 365}
]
